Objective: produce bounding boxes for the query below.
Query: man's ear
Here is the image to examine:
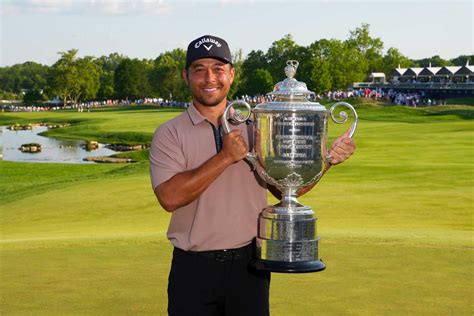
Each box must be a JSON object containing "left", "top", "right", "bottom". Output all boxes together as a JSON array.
[
  {"left": 183, "top": 69, "right": 189, "bottom": 86},
  {"left": 229, "top": 66, "right": 235, "bottom": 85}
]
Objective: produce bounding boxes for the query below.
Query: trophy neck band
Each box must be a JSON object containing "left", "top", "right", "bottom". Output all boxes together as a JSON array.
[{"left": 281, "top": 187, "right": 301, "bottom": 208}]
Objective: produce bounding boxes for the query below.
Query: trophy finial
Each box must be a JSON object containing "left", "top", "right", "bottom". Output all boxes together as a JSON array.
[{"left": 284, "top": 60, "right": 299, "bottom": 78}]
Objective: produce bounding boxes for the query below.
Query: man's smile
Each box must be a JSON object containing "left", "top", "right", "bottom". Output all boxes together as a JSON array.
[{"left": 203, "top": 87, "right": 219, "bottom": 93}]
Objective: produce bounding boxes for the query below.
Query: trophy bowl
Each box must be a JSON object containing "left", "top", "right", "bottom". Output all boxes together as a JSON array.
[{"left": 222, "top": 60, "right": 357, "bottom": 273}]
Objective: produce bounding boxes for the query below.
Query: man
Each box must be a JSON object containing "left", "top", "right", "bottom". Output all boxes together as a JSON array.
[{"left": 150, "top": 35, "right": 355, "bottom": 316}]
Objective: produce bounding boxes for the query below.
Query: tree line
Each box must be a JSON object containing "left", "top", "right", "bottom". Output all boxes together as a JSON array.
[{"left": 0, "top": 24, "right": 472, "bottom": 105}]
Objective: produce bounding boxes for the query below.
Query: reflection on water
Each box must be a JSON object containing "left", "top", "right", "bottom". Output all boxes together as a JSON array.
[{"left": 0, "top": 126, "right": 119, "bottom": 164}]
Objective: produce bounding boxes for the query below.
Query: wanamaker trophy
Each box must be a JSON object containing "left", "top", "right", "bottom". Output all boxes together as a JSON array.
[{"left": 222, "top": 60, "right": 358, "bottom": 273}]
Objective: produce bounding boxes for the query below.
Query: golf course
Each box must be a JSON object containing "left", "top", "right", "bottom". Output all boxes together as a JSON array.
[{"left": 1, "top": 99, "right": 472, "bottom": 315}]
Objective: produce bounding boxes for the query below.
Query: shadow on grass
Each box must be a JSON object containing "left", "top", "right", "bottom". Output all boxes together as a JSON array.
[
  {"left": 0, "top": 116, "right": 89, "bottom": 126},
  {"left": 426, "top": 109, "right": 474, "bottom": 120},
  {"left": 112, "top": 149, "right": 150, "bottom": 162},
  {"left": 93, "top": 106, "right": 186, "bottom": 113},
  {"left": 92, "top": 131, "right": 153, "bottom": 144}
]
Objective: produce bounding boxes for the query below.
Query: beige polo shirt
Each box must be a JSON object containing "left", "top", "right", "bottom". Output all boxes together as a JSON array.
[{"left": 150, "top": 104, "right": 268, "bottom": 251}]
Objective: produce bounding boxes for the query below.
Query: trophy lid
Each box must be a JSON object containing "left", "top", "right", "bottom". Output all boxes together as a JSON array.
[{"left": 254, "top": 60, "right": 326, "bottom": 112}]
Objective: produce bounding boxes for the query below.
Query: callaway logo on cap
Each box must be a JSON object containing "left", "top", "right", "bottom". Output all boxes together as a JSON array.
[{"left": 186, "top": 35, "right": 232, "bottom": 68}]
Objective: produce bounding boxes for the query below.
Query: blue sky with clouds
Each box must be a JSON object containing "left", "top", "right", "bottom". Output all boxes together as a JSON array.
[{"left": 1, "top": 0, "right": 473, "bottom": 66}]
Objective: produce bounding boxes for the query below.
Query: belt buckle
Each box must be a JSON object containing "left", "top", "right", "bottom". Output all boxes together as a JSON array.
[{"left": 215, "top": 250, "right": 231, "bottom": 262}]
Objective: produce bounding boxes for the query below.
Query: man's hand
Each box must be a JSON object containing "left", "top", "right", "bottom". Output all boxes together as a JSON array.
[
  {"left": 295, "top": 128, "right": 356, "bottom": 198},
  {"left": 155, "top": 128, "right": 248, "bottom": 212},
  {"left": 327, "top": 128, "right": 356, "bottom": 166},
  {"left": 220, "top": 129, "right": 248, "bottom": 164}
]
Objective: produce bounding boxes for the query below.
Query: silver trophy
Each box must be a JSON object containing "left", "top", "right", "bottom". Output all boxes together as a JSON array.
[{"left": 222, "top": 60, "right": 358, "bottom": 273}]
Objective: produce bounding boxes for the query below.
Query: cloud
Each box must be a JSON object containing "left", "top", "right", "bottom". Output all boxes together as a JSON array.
[
  {"left": 0, "top": 0, "right": 172, "bottom": 16},
  {"left": 92, "top": 0, "right": 172, "bottom": 15},
  {"left": 27, "top": 0, "right": 74, "bottom": 13}
]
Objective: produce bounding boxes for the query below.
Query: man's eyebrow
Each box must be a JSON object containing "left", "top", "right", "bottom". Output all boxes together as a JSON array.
[{"left": 191, "top": 63, "right": 205, "bottom": 69}]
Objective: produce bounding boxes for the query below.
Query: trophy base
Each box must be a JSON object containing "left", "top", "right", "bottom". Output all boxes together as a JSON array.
[
  {"left": 256, "top": 204, "right": 325, "bottom": 273},
  {"left": 254, "top": 259, "right": 326, "bottom": 273}
]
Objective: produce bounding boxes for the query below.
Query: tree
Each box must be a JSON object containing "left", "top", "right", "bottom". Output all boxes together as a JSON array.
[
  {"left": 241, "top": 50, "right": 268, "bottom": 79},
  {"left": 346, "top": 23, "right": 384, "bottom": 74},
  {"left": 71, "top": 56, "right": 101, "bottom": 104},
  {"left": 244, "top": 68, "right": 274, "bottom": 96},
  {"left": 150, "top": 49, "right": 189, "bottom": 101},
  {"left": 98, "top": 53, "right": 126, "bottom": 72},
  {"left": 229, "top": 48, "right": 244, "bottom": 99},
  {"left": 342, "top": 41, "right": 369, "bottom": 84},
  {"left": 23, "top": 89, "right": 46, "bottom": 105},
  {"left": 307, "top": 58, "right": 331, "bottom": 94},
  {"left": 381, "top": 47, "right": 411, "bottom": 75},
  {"left": 238, "top": 50, "right": 269, "bottom": 96},
  {"left": 97, "top": 71, "right": 115, "bottom": 100},
  {"left": 412, "top": 55, "right": 450, "bottom": 67},
  {"left": 0, "top": 62, "right": 49, "bottom": 94},
  {"left": 48, "top": 50, "right": 101, "bottom": 105},
  {"left": 306, "top": 39, "right": 352, "bottom": 90},
  {"left": 48, "top": 49, "right": 79, "bottom": 106},
  {"left": 266, "top": 34, "right": 304, "bottom": 82},
  {"left": 450, "top": 55, "right": 474, "bottom": 66},
  {"left": 114, "top": 58, "right": 152, "bottom": 100},
  {"left": 96, "top": 53, "right": 126, "bottom": 100}
]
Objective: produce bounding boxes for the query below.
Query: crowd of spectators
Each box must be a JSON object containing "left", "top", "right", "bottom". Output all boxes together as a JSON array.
[
  {"left": 360, "top": 88, "right": 445, "bottom": 107},
  {"left": 1, "top": 98, "right": 190, "bottom": 112},
  {"left": 238, "top": 87, "right": 447, "bottom": 108},
  {"left": 1, "top": 87, "right": 452, "bottom": 112},
  {"left": 74, "top": 98, "right": 189, "bottom": 112},
  {"left": 1, "top": 105, "right": 62, "bottom": 112}
]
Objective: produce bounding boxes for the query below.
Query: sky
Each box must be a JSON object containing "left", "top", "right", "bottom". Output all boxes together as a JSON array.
[{"left": 0, "top": 0, "right": 473, "bottom": 67}]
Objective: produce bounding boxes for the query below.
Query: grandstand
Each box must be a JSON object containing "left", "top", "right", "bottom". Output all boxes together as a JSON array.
[{"left": 354, "top": 61, "right": 474, "bottom": 98}]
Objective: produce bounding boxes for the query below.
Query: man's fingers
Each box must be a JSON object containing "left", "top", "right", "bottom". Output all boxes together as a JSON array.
[
  {"left": 328, "top": 140, "right": 355, "bottom": 165},
  {"left": 342, "top": 127, "right": 352, "bottom": 138},
  {"left": 236, "top": 136, "right": 247, "bottom": 149},
  {"left": 228, "top": 129, "right": 242, "bottom": 137},
  {"left": 331, "top": 146, "right": 352, "bottom": 157},
  {"left": 331, "top": 137, "right": 355, "bottom": 150},
  {"left": 327, "top": 129, "right": 356, "bottom": 166},
  {"left": 222, "top": 129, "right": 248, "bottom": 163},
  {"left": 333, "top": 128, "right": 353, "bottom": 144},
  {"left": 340, "top": 138, "right": 355, "bottom": 150}
]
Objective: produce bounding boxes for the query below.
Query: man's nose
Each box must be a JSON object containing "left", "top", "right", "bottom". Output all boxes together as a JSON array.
[{"left": 204, "top": 68, "right": 216, "bottom": 82}]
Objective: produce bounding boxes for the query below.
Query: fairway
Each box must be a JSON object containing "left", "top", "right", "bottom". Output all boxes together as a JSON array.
[{"left": 1, "top": 103, "right": 473, "bottom": 315}]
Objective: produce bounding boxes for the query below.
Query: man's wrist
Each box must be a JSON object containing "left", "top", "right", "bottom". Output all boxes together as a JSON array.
[
  {"left": 324, "top": 154, "right": 333, "bottom": 171},
  {"left": 217, "top": 150, "right": 234, "bottom": 166}
]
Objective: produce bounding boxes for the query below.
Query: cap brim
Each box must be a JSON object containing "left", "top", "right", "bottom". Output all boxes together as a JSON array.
[{"left": 187, "top": 56, "right": 232, "bottom": 68}]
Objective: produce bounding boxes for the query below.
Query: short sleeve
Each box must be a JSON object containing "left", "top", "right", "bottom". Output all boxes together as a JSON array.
[{"left": 149, "top": 124, "right": 186, "bottom": 190}]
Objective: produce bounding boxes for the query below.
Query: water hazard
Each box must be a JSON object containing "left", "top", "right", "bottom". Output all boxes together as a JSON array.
[{"left": 0, "top": 125, "right": 119, "bottom": 164}]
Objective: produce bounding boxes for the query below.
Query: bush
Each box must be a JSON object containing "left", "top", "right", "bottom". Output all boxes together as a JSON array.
[{"left": 23, "top": 89, "right": 46, "bottom": 105}]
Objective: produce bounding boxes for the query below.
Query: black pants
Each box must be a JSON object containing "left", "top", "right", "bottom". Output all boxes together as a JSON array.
[{"left": 168, "top": 244, "right": 271, "bottom": 316}]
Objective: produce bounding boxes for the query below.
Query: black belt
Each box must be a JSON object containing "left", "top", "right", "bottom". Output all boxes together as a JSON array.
[{"left": 175, "top": 243, "right": 253, "bottom": 262}]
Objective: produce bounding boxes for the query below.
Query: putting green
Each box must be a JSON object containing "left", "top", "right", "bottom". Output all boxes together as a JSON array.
[{"left": 1, "top": 103, "right": 472, "bottom": 315}]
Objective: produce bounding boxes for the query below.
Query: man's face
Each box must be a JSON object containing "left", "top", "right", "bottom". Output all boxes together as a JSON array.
[{"left": 184, "top": 58, "right": 235, "bottom": 108}]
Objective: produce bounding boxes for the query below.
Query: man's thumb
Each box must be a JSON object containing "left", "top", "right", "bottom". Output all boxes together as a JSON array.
[
  {"left": 229, "top": 129, "right": 241, "bottom": 136},
  {"left": 342, "top": 127, "right": 352, "bottom": 138}
]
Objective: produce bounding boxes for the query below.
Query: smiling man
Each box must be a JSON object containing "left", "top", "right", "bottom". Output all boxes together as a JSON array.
[
  {"left": 149, "top": 35, "right": 355, "bottom": 316},
  {"left": 150, "top": 35, "right": 271, "bottom": 316}
]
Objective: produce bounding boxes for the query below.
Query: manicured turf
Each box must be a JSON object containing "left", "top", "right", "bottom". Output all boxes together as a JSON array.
[{"left": 1, "top": 102, "right": 473, "bottom": 315}]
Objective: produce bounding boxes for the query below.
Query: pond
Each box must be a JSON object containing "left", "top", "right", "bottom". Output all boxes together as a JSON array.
[{"left": 0, "top": 126, "right": 119, "bottom": 164}]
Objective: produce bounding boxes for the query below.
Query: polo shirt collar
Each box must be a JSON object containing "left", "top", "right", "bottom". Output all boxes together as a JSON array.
[{"left": 187, "top": 103, "right": 207, "bottom": 125}]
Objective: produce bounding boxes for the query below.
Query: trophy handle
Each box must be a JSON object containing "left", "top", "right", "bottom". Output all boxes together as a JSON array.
[
  {"left": 221, "top": 100, "right": 258, "bottom": 169},
  {"left": 326, "top": 102, "right": 358, "bottom": 167},
  {"left": 221, "top": 100, "right": 252, "bottom": 133},
  {"left": 328, "top": 101, "right": 358, "bottom": 138}
]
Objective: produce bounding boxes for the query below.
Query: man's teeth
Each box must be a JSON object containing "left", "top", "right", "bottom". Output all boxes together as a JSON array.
[{"left": 204, "top": 88, "right": 217, "bottom": 92}]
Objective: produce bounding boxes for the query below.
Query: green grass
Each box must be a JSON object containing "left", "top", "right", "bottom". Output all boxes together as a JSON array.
[
  {"left": 1, "top": 102, "right": 473, "bottom": 315},
  {"left": 1, "top": 106, "right": 184, "bottom": 145}
]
